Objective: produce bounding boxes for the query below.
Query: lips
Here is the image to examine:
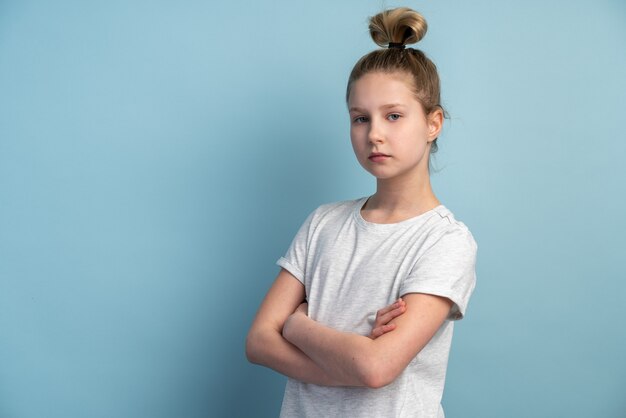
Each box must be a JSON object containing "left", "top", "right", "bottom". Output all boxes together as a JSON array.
[{"left": 368, "top": 152, "right": 390, "bottom": 162}]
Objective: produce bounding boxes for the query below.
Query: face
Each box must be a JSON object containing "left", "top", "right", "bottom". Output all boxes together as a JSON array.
[{"left": 348, "top": 72, "right": 442, "bottom": 182}]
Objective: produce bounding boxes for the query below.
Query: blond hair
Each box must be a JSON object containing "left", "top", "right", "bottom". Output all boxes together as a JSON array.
[{"left": 347, "top": 7, "right": 446, "bottom": 154}]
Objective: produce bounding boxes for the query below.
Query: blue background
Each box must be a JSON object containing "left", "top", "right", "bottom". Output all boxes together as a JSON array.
[{"left": 1, "top": 1, "right": 625, "bottom": 417}]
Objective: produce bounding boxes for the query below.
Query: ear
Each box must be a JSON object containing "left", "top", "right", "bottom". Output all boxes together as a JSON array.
[{"left": 426, "top": 108, "right": 444, "bottom": 142}]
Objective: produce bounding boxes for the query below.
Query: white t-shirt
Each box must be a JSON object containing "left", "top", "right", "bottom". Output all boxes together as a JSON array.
[{"left": 277, "top": 197, "right": 477, "bottom": 418}]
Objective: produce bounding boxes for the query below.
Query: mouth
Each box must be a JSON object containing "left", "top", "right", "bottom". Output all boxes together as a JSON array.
[{"left": 368, "top": 152, "right": 390, "bottom": 162}]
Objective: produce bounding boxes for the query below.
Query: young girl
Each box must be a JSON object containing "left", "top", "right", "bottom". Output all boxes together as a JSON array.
[{"left": 246, "top": 7, "right": 477, "bottom": 418}]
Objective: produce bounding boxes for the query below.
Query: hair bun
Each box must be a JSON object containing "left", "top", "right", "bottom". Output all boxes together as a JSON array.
[{"left": 368, "top": 7, "right": 427, "bottom": 48}]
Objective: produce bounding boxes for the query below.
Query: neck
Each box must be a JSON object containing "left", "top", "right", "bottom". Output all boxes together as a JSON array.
[{"left": 367, "top": 171, "right": 439, "bottom": 214}]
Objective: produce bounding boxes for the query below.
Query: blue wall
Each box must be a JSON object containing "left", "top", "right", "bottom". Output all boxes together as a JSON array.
[{"left": 1, "top": 1, "right": 625, "bottom": 417}]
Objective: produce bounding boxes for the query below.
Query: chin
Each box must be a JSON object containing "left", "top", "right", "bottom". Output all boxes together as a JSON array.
[
  {"left": 365, "top": 169, "right": 396, "bottom": 180},
  {"left": 359, "top": 161, "right": 403, "bottom": 180}
]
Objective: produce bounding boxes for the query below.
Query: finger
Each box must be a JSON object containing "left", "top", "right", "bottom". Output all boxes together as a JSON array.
[
  {"left": 370, "top": 325, "right": 388, "bottom": 339},
  {"left": 375, "top": 298, "right": 405, "bottom": 319},
  {"left": 370, "top": 323, "right": 396, "bottom": 339},
  {"left": 376, "top": 300, "right": 406, "bottom": 322},
  {"left": 374, "top": 305, "right": 406, "bottom": 327}
]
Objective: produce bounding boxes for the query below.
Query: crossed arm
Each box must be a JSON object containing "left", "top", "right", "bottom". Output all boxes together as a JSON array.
[{"left": 246, "top": 268, "right": 452, "bottom": 388}]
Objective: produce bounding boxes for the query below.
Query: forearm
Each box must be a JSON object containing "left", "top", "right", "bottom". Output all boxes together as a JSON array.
[
  {"left": 282, "top": 313, "right": 383, "bottom": 388},
  {"left": 282, "top": 294, "right": 453, "bottom": 389},
  {"left": 246, "top": 325, "right": 352, "bottom": 387}
]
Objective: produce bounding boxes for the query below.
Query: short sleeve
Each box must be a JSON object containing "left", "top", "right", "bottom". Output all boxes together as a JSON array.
[
  {"left": 400, "top": 226, "right": 477, "bottom": 321},
  {"left": 276, "top": 210, "right": 316, "bottom": 285}
]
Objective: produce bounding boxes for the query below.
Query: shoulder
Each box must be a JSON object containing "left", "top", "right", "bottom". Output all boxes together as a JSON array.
[
  {"left": 290, "top": 197, "right": 365, "bottom": 240},
  {"left": 306, "top": 197, "right": 366, "bottom": 225},
  {"left": 425, "top": 206, "right": 478, "bottom": 255},
  {"left": 313, "top": 197, "right": 365, "bottom": 214}
]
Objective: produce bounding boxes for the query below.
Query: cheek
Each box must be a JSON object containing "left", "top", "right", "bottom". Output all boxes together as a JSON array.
[
  {"left": 405, "top": 125, "right": 430, "bottom": 147},
  {"left": 350, "top": 138, "right": 363, "bottom": 159},
  {"left": 349, "top": 130, "right": 362, "bottom": 150},
  {"left": 349, "top": 135, "right": 369, "bottom": 164}
]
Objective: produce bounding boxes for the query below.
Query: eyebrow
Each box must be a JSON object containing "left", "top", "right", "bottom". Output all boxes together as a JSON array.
[{"left": 349, "top": 103, "right": 406, "bottom": 113}]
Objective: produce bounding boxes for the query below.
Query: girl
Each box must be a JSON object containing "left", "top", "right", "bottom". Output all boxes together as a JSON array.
[{"left": 246, "top": 7, "right": 477, "bottom": 418}]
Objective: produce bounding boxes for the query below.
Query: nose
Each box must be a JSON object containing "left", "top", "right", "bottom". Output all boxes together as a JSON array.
[{"left": 368, "top": 119, "right": 384, "bottom": 144}]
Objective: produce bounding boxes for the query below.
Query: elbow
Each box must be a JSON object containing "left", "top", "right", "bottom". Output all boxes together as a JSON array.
[
  {"left": 246, "top": 323, "right": 283, "bottom": 366},
  {"left": 245, "top": 329, "right": 263, "bottom": 365},
  {"left": 358, "top": 357, "right": 398, "bottom": 389},
  {"left": 362, "top": 371, "right": 394, "bottom": 390}
]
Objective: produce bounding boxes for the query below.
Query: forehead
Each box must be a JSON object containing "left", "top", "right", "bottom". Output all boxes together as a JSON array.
[{"left": 348, "top": 72, "right": 417, "bottom": 109}]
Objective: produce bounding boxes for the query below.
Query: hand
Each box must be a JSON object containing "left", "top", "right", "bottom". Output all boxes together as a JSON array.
[
  {"left": 369, "top": 298, "right": 406, "bottom": 339},
  {"left": 283, "top": 302, "right": 308, "bottom": 340}
]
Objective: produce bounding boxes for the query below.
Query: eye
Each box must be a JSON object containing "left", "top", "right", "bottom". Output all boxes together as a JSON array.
[
  {"left": 387, "top": 113, "right": 401, "bottom": 121},
  {"left": 352, "top": 116, "right": 369, "bottom": 124}
]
